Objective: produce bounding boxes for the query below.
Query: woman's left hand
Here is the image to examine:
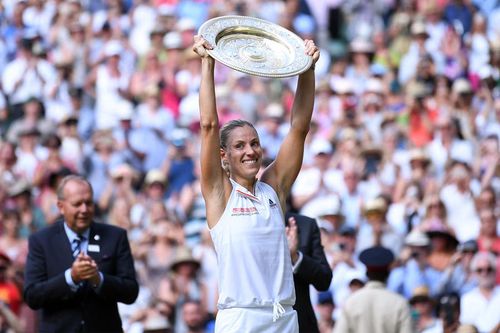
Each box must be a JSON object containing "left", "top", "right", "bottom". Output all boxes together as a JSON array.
[{"left": 304, "top": 39, "right": 320, "bottom": 64}]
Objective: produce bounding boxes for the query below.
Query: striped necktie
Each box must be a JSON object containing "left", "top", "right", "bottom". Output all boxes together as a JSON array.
[{"left": 72, "top": 234, "right": 84, "bottom": 258}]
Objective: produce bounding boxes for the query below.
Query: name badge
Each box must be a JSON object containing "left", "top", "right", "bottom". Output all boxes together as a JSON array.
[{"left": 88, "top": 244, "right": 100, "bottom": 253}]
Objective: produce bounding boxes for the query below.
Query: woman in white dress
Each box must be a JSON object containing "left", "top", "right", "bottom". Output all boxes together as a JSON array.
[{"left": 192, "top": 35, "right": 319, "bottom": 333}]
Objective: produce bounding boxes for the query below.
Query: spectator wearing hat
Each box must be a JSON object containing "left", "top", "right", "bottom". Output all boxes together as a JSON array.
[
  {"left": 130, "top": 169, "right": 174, "bottom": 228},
  {"left": 345, "top": 38, "right": 375, "bottom": 95},
  {"left": 136, "top": 217, "right": 182, "bottom": 293},
  {"left": 316, "top": 291, "right": 334, "bottom": 333},
  {"left": 459, "top": 251, "right": 500, "bottom": 333},
  {"left": 425, "top": 225, "right": 459, "bottom": 272},
  {"left": 356, "top": 197, "right": 403, "bottom": 257},
  {"left": 8, "top": 179, "right": 46, "bottom": 239},
  {"left": 436, "top": 240, "right": 478, "bottom": 296},
  {"left": 284, "top": 212, "right": 332, "bottom": 333},
  {"left": 399, "top": 20, "right": 444, "bottom": 85},
  {"left": 409, "top": 286, "right": 442, "bottom": 333},
  {"left": 332, "top": 268, "right": 368, "bottom": 323},
  {"left": 158, "top": 246, "right": 206, "bottom": 333},
  {"left": 388, "top": 230, "right": 443, "bottom": 299},
  {"left": 334, "top": 246, "right": 413, "bottom": 333},
  {"left": 301, "top": 194, "right": 344, "bottom": 233}
]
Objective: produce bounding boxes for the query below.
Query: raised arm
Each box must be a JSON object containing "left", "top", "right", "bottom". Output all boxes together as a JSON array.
[
  {"left": 261, "top": 40, "right": 319, "bottom": 207},
  {"left": 193, "top": 36, "right": 230, "bottom": 228}
]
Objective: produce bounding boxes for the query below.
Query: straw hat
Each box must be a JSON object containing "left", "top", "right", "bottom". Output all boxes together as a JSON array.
[
  {"left": 363, "top": 197, "right": 387, "bottom": 215},
  {"left": 170, "top": 247, "right": 200, "bottom": 271}
]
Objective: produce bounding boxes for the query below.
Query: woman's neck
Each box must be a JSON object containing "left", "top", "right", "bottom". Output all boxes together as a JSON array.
[{"left": 231, "top": 176, "right": 257, "bottom": 194}]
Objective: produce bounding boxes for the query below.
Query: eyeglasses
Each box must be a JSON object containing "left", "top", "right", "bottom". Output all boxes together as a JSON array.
[{"left": 476, "top": 267, "right": 494, "bottom": 274}]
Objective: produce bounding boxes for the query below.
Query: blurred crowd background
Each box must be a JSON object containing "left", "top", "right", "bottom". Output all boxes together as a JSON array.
[{"left": 0, "top": 0, "right": 499, "bottom": 332}]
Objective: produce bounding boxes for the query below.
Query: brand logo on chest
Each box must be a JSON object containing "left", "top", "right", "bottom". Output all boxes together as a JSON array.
[{"left": 231, "top": 207, "right": 258, "bottom": 216}]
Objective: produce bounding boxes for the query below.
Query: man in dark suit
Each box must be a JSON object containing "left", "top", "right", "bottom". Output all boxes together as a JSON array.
[
  {"left": 24, "top": 175, "right": 139, "bottom": 332},
  {"left": 286, "top": 212, "right": 333, "bottom": 333}
]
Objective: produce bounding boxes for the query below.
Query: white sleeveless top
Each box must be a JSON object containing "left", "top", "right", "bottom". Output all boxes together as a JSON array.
[{"left": 210, "top": 179, "right": 296, "bottom": 310}]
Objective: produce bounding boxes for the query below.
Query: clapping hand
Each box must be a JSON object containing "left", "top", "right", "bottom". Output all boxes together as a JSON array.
[
  {"left": 71, "top": 253, "right": 100, "bottom": 284},
  {"left": 286, "top": 217, "right": 299, "bottom": 263}
]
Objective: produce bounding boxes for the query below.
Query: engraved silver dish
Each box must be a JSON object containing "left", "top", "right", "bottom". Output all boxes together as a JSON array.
[{"left": 198, "top": 15, "right": 313, "bottom": 78}]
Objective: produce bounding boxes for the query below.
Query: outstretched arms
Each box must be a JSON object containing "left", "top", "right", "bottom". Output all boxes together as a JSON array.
[
  {"left": 261, "top": 40, "right": 320, "bottom": 209},
  {"left": 193, "top": 36, "right": 230, "bottom": 228}
]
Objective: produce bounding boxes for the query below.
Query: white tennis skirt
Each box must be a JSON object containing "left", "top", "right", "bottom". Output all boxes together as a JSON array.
[{"left": 214, "top": 305, "right": 298, "bottom": 333}]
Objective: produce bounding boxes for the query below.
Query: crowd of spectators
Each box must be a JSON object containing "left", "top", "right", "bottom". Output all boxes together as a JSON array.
[{"left": 0, "top": 0, "right": 499, "bottom": 332}]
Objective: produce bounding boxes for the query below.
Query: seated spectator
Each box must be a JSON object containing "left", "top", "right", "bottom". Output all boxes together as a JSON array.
[
  {"left": 158, "top": 247, "right": 207, "bottom": 333},
  {"left": 0, "top": 210, "right": 28, "bottom": 268},
  {"left": 182, "top": 299, "right": 211, "bottom": 333},
  {"left": 425, "top": 225, "right": 459, "bottom": 272},
  {"left": 6, "top": 180, "right": 46, "bottom": 239},
  {"left": 459, "top": 252, "right": 500, "bottom": 332},
  {"left": 356, "top": 197, "right": 403, "bottom": 256},
  {"left": 388, "top": 230, "right": 443, "bottom": 298},
  {"left": 437, "top": 240, "right": 478, "bottom": 296},
  {"left": 316, "top": 291, "right": 335, "bottom": 333},
  {"left": 409, "top": 286, "right": 442, "bottom": 333},
  {"left": 440, "top": 161, "right": 480, "bottom": 243}
]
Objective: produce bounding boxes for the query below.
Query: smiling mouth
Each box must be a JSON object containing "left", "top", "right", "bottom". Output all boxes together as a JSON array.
[{"left": 242, "top": 159, "right": 258, "bottom": 164}]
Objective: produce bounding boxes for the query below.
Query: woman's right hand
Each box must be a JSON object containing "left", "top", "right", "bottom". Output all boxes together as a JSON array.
[{"left": 192, "top": 35, "right": 213, "bottom": 58}]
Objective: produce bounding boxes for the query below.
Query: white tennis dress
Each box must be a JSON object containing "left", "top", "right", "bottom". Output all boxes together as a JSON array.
[{"left": 210, "top": 179, "right": 298, "bottom": 333}]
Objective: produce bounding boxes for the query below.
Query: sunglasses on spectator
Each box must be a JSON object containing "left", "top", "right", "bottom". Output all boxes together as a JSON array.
[{"left": 476, "top": 267, "right": 494, "bottom": 274}]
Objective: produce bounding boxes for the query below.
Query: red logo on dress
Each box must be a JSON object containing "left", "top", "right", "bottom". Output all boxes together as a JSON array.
[{"left": 231, "top": 207, "right": 258, "bottom": 216}]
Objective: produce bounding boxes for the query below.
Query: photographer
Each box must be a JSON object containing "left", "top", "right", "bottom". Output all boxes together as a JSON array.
[
  {"left": 387, "top": 230, "right": 443, "bottom": 299},
  {"left": 436, "top": 240, "right": 478, "bottom": 296}
]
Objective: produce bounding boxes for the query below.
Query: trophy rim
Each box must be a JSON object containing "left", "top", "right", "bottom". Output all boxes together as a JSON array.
[{"left": 198, "top": 15, "right": 313, "bottom": 78}]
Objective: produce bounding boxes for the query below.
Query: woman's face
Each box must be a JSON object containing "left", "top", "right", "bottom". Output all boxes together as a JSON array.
[{"left": 222, "top": 126, "right": 263, "bottom": 180}]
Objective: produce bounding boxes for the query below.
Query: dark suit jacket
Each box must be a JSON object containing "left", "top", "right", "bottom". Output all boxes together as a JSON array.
[
  {"left": 24, "top": 220, "right": 139, "bottom": 333},
  {"left": 286, "top": 213, "right": 332, "bottom": 333}
]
